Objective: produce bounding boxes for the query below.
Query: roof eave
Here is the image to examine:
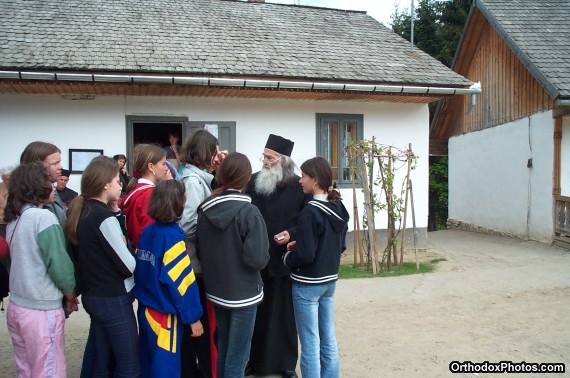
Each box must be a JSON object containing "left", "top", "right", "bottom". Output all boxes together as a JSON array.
[{"left": 0, "top": 70, "right": 477, "bottom": 97}]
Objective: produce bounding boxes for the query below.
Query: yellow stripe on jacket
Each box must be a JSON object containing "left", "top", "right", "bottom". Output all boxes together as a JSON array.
[
  {"left": 145, "top": 307, "right": 179, "bottom": 353},
  {"left": 163, "top": 240, "right": 197, "bottom": 295}
]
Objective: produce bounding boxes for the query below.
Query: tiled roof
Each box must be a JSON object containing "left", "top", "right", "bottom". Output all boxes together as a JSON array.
[
  {"left": 0, "top": 0, "right": 471, "bottom": 88},
  {"left": 478, "top": 0, "right": 570, "bottom": 98}
]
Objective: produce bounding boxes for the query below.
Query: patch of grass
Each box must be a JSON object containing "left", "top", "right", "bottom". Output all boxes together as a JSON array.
[
  {"left": 338, "top": 258, "right": 446, "bottom": 279},
  {"left": 429, "top": 258, "right": 447, "bottom": 264}
]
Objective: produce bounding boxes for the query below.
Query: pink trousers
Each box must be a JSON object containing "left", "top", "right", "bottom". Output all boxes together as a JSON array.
[{"left": 7, "top": 301, "right": 67, "bottom": 378}]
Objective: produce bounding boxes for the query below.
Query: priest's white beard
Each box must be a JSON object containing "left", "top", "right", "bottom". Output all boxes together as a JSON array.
[{"left": 254, "top": 164, "right": 284, "bottom": 196}]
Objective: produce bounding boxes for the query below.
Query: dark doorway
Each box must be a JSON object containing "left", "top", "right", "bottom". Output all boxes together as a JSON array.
[
  {"left": 125, "top": 115, "right": 188, "bottom": 173},
  {"left": 125, "top": 116, "right": 236, "bottom": 172},
  {"left": 133, "top": 122, "right": 182, "bottom": 147}
]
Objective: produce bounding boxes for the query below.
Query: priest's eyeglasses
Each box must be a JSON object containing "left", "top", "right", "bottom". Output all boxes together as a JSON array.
[{"left": 260, "top": 154, "right": 283, "bottom": 165}]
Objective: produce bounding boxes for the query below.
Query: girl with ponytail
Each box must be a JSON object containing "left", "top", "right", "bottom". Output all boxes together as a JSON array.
[
  {"left": 65, "top": 156, "right": 140, "bottom": 377},
  {"left": 282, "top": 156, "right": 349, "bottom": 378},
  {"left": 120, "top": 144, "right": 170, "bottom": 249}
]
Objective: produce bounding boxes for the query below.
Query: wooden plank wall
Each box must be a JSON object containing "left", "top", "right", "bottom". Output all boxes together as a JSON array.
[
  {"left": 465, "top": 23, "right": 554, "bottom": 132},
  {"left": 441, "top": 16, "right": 554, "bottom": 138}
]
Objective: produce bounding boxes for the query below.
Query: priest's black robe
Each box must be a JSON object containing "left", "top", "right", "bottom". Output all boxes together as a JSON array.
[
  {"left": 56, "top": 187, "right": 78, "bottom": 207},
  {"left": 246, "top": 172, "right": 309, "bottom": 375}
]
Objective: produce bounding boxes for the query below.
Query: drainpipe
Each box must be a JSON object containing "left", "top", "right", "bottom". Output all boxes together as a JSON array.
[{"left": 0, "top": 70, "right": 482, "bottom": 96}]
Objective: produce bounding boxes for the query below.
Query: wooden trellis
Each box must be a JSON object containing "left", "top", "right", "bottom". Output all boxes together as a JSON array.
[{"left": 346, "top": 139, "right": 418, "bottom": 273}]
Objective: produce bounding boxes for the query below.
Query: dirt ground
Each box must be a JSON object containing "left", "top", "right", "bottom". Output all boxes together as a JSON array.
[{"left": 1, "top": 229, "right": 569, "bottom": 377}]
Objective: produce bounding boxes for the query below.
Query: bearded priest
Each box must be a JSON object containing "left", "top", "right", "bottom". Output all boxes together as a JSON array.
[{"left": 245, "top": 134, "right": 309, "bottom": 378}]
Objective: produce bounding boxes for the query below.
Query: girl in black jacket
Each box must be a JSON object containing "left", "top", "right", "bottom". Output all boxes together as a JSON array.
[
  {"left": 283, "top": 157, "right": 349, "bottom": 378},
  {"left": 197, "top": 152, "right": 269, "bottom": 378}
]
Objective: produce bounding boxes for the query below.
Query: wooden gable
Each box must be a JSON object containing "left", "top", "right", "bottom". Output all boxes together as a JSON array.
[{"left": 431, "top": 7, "right": 554, "bottom": 142}]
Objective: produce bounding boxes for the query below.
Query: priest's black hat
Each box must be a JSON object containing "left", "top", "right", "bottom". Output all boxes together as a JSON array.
[
  {"left": 265, "top": 134, "right": 294, "bottom": 157},
  {"left": 60, "top": 169, "right": 70, "bottom": 177}
]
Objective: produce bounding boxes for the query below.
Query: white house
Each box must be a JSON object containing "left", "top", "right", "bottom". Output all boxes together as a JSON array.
[
  {"left": 430, "top": 0, "right": 570, "bottom": 245},
  {"left": 0, "top": 0, "right": 475, "bottom": 241}
]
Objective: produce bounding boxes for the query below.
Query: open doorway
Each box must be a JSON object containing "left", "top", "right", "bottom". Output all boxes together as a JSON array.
[
  {"left": 133, "top": 122, "right": 182, "bottom": 147},
  {"left": 125, "top": 115, "right": 188, "bottom": 172},
  {"left": 125, "top": 115, "right": 237, "bottom": 172}
]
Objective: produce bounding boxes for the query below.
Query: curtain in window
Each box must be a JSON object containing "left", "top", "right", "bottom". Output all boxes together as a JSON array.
[
  {"left": 322, "top": 121, "right": 339, "bottom": 179},
  {"left": 342, "top": 121, "right": 357, "bottom": 181}
]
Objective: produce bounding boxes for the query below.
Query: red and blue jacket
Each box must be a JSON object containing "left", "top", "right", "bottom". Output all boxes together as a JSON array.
[{"left": 133, "top": 222, "right": 203, "bottom": 325}]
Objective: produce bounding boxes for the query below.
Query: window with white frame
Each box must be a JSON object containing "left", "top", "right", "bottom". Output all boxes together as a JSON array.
[{"left": 316, "top": 113, "right": 363, "bottom": 187}]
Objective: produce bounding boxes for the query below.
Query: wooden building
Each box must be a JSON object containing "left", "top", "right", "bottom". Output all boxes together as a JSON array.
[{"left": 431, "top": 0, "right": 570, "bottom": 245}]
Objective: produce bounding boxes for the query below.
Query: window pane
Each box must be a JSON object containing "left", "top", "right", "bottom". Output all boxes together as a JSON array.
[
  {"left": 342, "top": 121, "right": 357, "bottom": 181},
  {"left": 316, "top": 113, "right": 362, "bottom": 186},
  {"left": 322, "top": 121, "right": 339, "bottom": 180}
]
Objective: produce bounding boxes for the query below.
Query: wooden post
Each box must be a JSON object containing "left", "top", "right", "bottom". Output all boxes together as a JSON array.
[
  {"left": 553, "top": 117, "right": 562, "bottom": 241},
  {"left": 388, "top": 149, "right": 398, "bottom": 267},
  {"left": 369, "top": 142, "right": 379, "bottom": 273},
  {"left": 351, "top": 166, "right": 358, "bottom": 266},
  {"left": 350, "top": 161, "right": 363, "bottom": 266},
  {"left": 360, "top": 152, "right": 377, "bottom": 274},
  {"left": 399, "top": 143, "right": 413, "bottom": 269},
  {"left": 409, "top": 179, "right": 419, "bottom": 271},
  {"left": 553, "top": 117, "right": 562, "bottom": 196},
  {"left": 376, "top": 148, "right": 395, "bottom": 269}
]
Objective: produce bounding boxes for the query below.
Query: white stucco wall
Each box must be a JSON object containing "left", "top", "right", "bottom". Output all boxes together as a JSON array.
[
  {"left": 448, "top": 111, "right": 554, "bottom": 242},
  {"left": 0, "top": 93, "right": 430, "bottom": 231}
]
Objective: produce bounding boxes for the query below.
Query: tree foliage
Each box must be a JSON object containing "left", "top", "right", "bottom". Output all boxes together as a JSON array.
[
  {"left": 428, "top": 156, "right": 448, "bottom": 230},
  {"left": 391, "top": 0, "right": 473, "bottom": 68}
]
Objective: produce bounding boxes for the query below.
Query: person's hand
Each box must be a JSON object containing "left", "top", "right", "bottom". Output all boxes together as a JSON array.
[
  {"left": 211, "top": 149, "right": 229, "bottom": 171},
  {"left": 274, "top": 230, "right": 290, "bottom": 245},
  {"left": 217, "top": 150, "right": 229, "bottom": 162},
  {"left": 286, "top": 240, "right": 296, "bottom": 252},
  {"left": 190, "top": 321, "right": 204, "bottom": 337},
  {"left": 64, "top": 293, "right": 80, "bottom": 314}
]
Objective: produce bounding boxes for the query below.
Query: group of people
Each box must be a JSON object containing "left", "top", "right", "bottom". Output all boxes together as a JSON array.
[{"left": 0, "top": 130, "right": 349, "bottom": 378}]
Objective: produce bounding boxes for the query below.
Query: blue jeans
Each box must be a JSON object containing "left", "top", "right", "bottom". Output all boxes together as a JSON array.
[
  {"left": 292, "top": 281, "right": 339, "bottom": 378},
  {"left": 215, "top": 305, "right": 257, "bottom": 378},
  {"left": 82, "top": 294, "right": 141, "bottom": 378}
]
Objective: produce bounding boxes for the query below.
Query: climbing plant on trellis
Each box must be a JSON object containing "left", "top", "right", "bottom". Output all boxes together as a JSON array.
[{"left": 346, "top": 138, "right": 418, "bottom": 274}]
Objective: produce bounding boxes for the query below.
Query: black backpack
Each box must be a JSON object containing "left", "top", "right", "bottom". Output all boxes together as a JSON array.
[
  {"left": 0, "top": 262, "right": 8, "bottom": 299},
  {"left": 0, "top": 231, "right": 9, "bottom": 304}
]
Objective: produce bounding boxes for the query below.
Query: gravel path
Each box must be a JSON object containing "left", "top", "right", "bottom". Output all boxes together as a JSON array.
[{"left": 1, "top": 230, "right": 568, "bottom": 377}]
